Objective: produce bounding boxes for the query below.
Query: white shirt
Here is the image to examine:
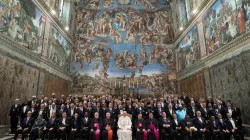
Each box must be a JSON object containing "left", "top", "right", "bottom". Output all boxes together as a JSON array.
[
  {"left": 230, "top": 118, "right": 236, "bottom": 129},
  {"left": 39, "top": 110, "right": 43, "bottom": 115},
  {"left": 62, "top": 118, "right": 66, "bottom": 125},
  {"left": 198, "top": 117, "right": 203, "bottom": 123},
  {"left": 219, "top": 119, "right": 223, "bottom": 123},
  {"left": 23, "top": 106, "right": 27, "bottom": 113},
  {"left": 169, "top": 109, "right": 172, "bottom": 115},
  {"left": 174, "top": 119, "right": 178, "bottom": 125},
  {"left": 85, "top": 117, "right": 88, "bottom": 122},
  {"left": 228, "top": 109, "right": 232, "bottom": 115},
  {"left": 71, "top": 109, "right": 74, "bottom": 116}
]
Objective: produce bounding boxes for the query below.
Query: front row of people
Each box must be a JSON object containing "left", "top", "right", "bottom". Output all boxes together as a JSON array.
[{"left": 14, "top": 110, "right": 244, "bottom": 140}]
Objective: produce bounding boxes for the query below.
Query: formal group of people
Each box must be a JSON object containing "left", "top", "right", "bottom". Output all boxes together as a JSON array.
[{"left": 9, "top": 92, "right": 244, "bottom": 140}]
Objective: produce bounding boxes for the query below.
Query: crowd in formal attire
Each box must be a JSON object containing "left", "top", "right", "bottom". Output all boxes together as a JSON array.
[{"left": 9, "top": 92, "right": 244, "bottom": 140}]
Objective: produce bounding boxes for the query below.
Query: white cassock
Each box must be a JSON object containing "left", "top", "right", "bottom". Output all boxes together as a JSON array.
[{"left": 117, "top": 116, "right": 132, "bottom": 140}]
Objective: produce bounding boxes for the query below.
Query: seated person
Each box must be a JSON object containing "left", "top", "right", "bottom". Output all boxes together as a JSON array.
[
  {"left": 226, "top": 113, "right": 244, "bottom": 140},
  {"left": 80, "top": 112, "right": 91, "bottom": 140},
  {"left": 159, "top": 112, "right": 174, "bottom": 140},
  {"left": 145, "top": 112, "right": 159, "bottom": 140},
  {"left": 193, "top": 111, "right": 210, "bottom": 140},
  {"left": 42, "top": 112, "right": 58, "bottom": 140},
  {"left": 182, "top": 115, "right": 198, "bottom": 140},
  {"left": 89, "top": 112, "right": 102, "bottom": 140},
  {"left": 172, "top": 114, "right": 184, "bottom": 140},
  {"left": 29, "top": 114, "right": 47, "bottom": 140},
  {"left": 102, "top": 112, "right": 114, "bottom": 140},
  {"left": 56, "top": 112, "right": 70, "bottom": 140},
  {"left": 134, "top": 113, "right": 146, "bottom": 140},
  {"left": 209, "top": 116, "right": 224, "bottom": 140},
  {"left": 217, "top": 113, "right": 231, "bottom": 140},
  {"left": 117, "top": 111, "right": 132, "bottom": 140},
  {"left": 14, "top": 111, "right": 34, "bottom": 140},
  {"left": 70, "top": 113, "right": 81, "bottom": 140}
]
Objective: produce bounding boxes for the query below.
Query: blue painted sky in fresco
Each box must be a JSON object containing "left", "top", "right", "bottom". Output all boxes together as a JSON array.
[{"left": 178, "top": 25, "right": 198, "bottom": 49}]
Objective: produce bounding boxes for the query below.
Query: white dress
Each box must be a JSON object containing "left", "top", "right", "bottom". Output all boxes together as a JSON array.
[{"left": 117, "top": 116, "right": 132, "bottom": 140}]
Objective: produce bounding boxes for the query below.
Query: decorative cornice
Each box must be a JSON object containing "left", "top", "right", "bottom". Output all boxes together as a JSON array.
[
  {"left": 33, "top": 0, "right": 75, "bottom": 47},
  {"left": 0, "top": 33, "right": 72, "bottom": 81},
  {"left": 177, "top": 32, "right": 250, "bottom": 80},
  {"left": 173, "top": 0, "right": 215, "bottom": 46}
]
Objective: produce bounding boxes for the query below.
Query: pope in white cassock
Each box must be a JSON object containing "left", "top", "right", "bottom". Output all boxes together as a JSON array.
[{"left": 117, "top": 111, "right": 132, "bottom": 140}]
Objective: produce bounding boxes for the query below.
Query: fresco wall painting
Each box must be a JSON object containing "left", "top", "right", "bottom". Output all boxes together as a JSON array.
[
  {"left": 72, "top": 0, "right": 176, "bottom": 95},
  {"left": 177, "top": 25, "right": 200, "bottom": 71},
  {"left": 0, "top": 0, "right": 46, "bottom": 54},
  {"left": 48, "top": 25, "right": 72, "bottom": 71},
  {"left": 203, "top": 0, "right": 250, "bottom": 54}
]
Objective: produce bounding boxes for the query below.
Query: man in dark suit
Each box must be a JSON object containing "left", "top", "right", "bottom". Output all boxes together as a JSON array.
[
  {"left": 68, "top": 103, "right": 77, "bottom": 119},
  {"left": 9, "top": 98, "right": 21, "bottom": 134},
  {"left": 209, "top": 116, "right": 224, "bottom": 140},
  {"left": 181, "top": 93, "right": 190, "bottom": 106},
  {"left": 145, "top": 112, "right": 159, "bottom": 140},
  {"left": 186, "top": 101, "right": 197, "bottom": 119},
  {"left": 42, "top": 112, "right": 58, "bottom": 140},
  {"left": 166, "top": 104, "right": 175, "bottom": 119},
  {"left": 20, "top": 100, "right": 30, "bottom": 126},
  {"left": 57, "top": 104, "right": 68, "bottom": 119},
  {"left": 225, "top": 113, "right": 244, "bottom": 140},
  {"left": 30, "top": 103, "right": 38, "bottom": 119},
  {"left": 70, "top": 113, "right": 81, "bottom": 140},
  {"left": 217, "top": 113, "right": 230, "bottom": 140},
  {"left": 134, "top": 102, "right": 146, "bottom": 118},
  {"left": 56, "top": 112, "right": 70, "bottom": 140},
  {"left": 154, "top": 103, "right": 164, "bottom": 120},
  {"left": 13, "top": 111, "right": 34, "bottom": 140},
  {"left": 182, "top": 115, "right": 198, "bottom": 140},
  {"left": 207, "top": 103, "right": 216, "bottom": 118},
  {"left": 194, "top": 111, "right": 210, "bottom": 140},
  {"left": 38, "top": 103, "right": 49, "bottom": 121},
  {"left": 79, "top": 112, "right": 91, "bottom": 140},
  {"left": 102, "top": 112, "right": 115, "bottom": 140},
  {"left": 172, "top": 114, "right": 184, "bottom": 140},
  {"left": 159, "top": 112, "right": 174, "bottom": 140}
]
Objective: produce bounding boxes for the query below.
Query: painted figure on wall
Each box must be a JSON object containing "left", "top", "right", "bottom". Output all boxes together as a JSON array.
[
  {"left": 72, "top": 0, "right": 176, "bottom": 95},
  {"left": 0, "top": 0, "right": 46, "bottom": 54},
  {"left": 178, "top": 25, "right": 200, "bottom": 71},
  {"left": 203, "top": 0, "right": 250, "bottom": 54}
]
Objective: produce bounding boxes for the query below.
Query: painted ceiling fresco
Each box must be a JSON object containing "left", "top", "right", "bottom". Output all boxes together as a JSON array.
[{"left": 72, "top": 0, "right": 176, "bottom": 95}]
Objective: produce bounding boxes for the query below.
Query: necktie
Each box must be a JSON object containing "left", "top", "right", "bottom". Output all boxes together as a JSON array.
[
  {"left": 26, "top": 119, "right": 28, "bottom": 125},
  {"left": 51, "top": 119, "right": 54, "bottom": 124}
]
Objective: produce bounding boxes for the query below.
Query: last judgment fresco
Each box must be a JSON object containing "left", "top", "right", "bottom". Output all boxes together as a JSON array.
[{"left": 72, "top": 0, "right": 176, "bottom": 95}]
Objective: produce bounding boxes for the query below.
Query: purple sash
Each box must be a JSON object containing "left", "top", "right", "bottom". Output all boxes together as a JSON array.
[
  {"left": 149, "top": 124, "right": 159, "bottom": 140},
  {"left": 94, "top": 123, "right": 100, "bottom": 140}
]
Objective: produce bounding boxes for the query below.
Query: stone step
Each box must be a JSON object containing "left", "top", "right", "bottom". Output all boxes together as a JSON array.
[
  {"left": 0, "top": 125, "right": 9, "bottom": 138},
  {"left": 243, "top": 124, "right": 250, "bottom": 137}
]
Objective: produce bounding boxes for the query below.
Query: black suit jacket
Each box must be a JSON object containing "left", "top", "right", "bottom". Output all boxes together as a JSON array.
[
  {"left": 166, "top": 108, "right": 176, "bottom": 119},
  {"left": 9, "top": 104, "right": 21, "bottom": 119},
  {"left": 81, "top": 117, "right": 91, "bottom": 129},
  {"left": 209, "top": 120, "right": 221, "bottom": 132},
  {"left": 193, "top": 117, "right": 207, "bottom": 131},
  {"left": 225, "top": 118, "right": 240, "bottom": 131},
  {"left": 154, "top": 108, "right": 164, "bottom": 120},
  {"left": 46, "top": 118, "right": 58, "bottom": 130},
  {"left": 216, "top": 119, "right": 227, "bottom": 130},
  {"left": 172, "top": 119, "right": 183, "bottom": 131},
  {"left": 186, "top": 106, "right": 197, "bottom": 118},
  {"left": 71, "top": 118, "right": 81, "bottom": 130},
  {"left": 159, "top": 118, "right": 173, "bottom": 130},
  {"left": 58, "top": 118, "right": 71, "bottom": 131},
  {"left": 20, "top": 105, "right": 30, "bottom": 119},
  {"left": 21, "top": 117, "right": 34, "bottom": 130}
]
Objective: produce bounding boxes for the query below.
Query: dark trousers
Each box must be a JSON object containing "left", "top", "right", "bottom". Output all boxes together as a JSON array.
[
  {"left": 30, "top": 128, "right": 44, "bottom": 140},
  {"left": 184, "top": 130, "right": 198, "bottom": 140},
  {"left": 79, "top": 128, "right": 89, "bottom": 140},
  {"left": 136, "top": 130, "right": 144, "bottom": 140},
  {"left": 43, "top": 130, "right": 56, "bottom": 140},
  {"left": 56, "top": 129, "right": 68, "bottom": 140},
  {"left": 160, "top": 128, "right": 174, "bottom": 140},
  {"left": 174, "top": 130, "right": 184, "bottom": 140},
  {"left": 11, "top": 116, "right": 18, "bottom": 134},
  {"left": 147, "top": 130, "right": 157, "bottom": 140},
  {"left": 14, "top": 129, "right": 30, "bottom": 140},
  {"left": 197, "top": 130, "right": 210, "bottom": 140},
  {"left": 70, "top": 130, "right": 79, "bottom": 140},
  {"left": 231, "top": 130, "right": 244, "bottom": 140},
  {"left": 211, "top": 131, "right": 224, "bottom": 140}
]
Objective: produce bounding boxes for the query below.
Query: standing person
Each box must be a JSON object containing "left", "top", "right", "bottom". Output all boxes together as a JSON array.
[{"left": 9, "top": 98, "right": 21, "bottom": 134}]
